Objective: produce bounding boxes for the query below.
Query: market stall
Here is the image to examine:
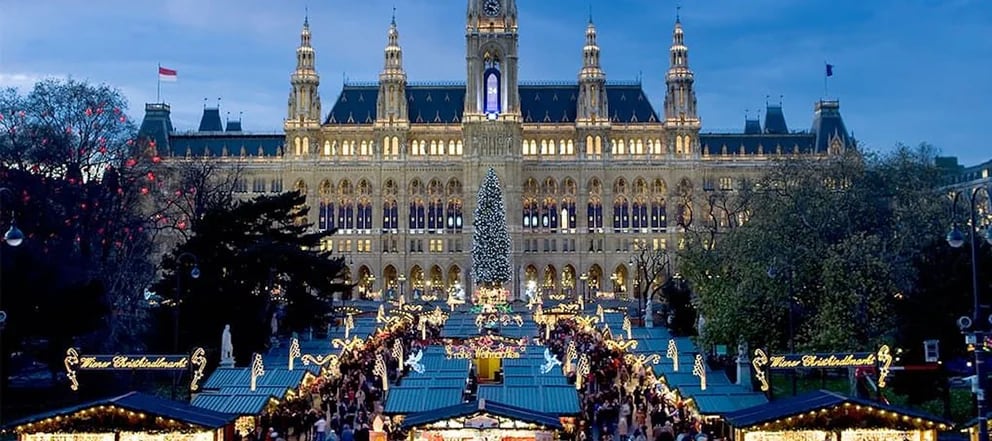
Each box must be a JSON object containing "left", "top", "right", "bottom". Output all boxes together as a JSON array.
[
  {"left": 1, "top": 391, "right": 236, "bottom": 441},
  {"left": 723, "top": 390, "right": 950, "bottom": 441},
  {"left": 400, "top": 399, "right": 562, "bottom": 441}
]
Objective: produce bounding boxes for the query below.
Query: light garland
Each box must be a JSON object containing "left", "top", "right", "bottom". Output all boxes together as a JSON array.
[
  {"left": 749, "top": 402, "right": 950, "bottom": 432},
  {"left": 189, "top": 347, "right": 207, "bottom": 391},
  {"left": 288, "top": 338, "right": 301, "bottom": 371},
  {"left": 565, "top": 340, "right": 577, "bottom": 373},
  {"left": 250, "top": 353, "right": 265, "bottom": 391},
  {"left": 753, "top": 348, "right": 770, "bottom": 391},
  {"left": 575, "top": 354, "right": 590, "bottom": 390},
  {"left": 374, "top": 352, "right": 389, "bottom": 391},
  {"left": 692, "top": 353, "right": 707, "bottom": 390},
  {"left": 876, "top": 344, "right": 892, "bottom": 388},
  {"left": 14, "top": 404, "right": 210, "bottom": 435},
  {"left": 234, "top": 416, "right": 255, "bottom": 436},
  {"left": 624, "top": 353, "right": 661, "bottom": 368},
  {"left": 667, "top": 339, "right": 679, "bottom": 372},
  {"left": 574, "top": 315, "right": 598, "bottom": 330},
  {"left": 332, "top": 336, "right": 364, "bottom": 354}
]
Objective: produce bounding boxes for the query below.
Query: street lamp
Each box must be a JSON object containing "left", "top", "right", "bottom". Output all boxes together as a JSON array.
[
  {"left": 0, "top": 187, "right": 24, "bottom": 425},
  {"left": 173, "top": 251, "right": 199, "bottom": 400},
  {"left": 579, "top": 273, "right": 588, "bottom": 304},
  {"left": 628, "top": 256, "right": 642, "bottom": 316},
  {"left": 947, "top": 185, "right": 992, "bottom": 441},
  {"left": 398, "top": 274, "right": 406, "bottom": 303}
]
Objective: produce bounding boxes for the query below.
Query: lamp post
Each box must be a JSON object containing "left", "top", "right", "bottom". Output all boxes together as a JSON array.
[
  {"left": 367, "top": 275, "right": 376, "bottom": 299},
  {"left": 398, "top": 274, "right": 406, "bottom": 303},
  {"left": 0, "top": 187, "right": 25, "bottom": 425},
  {"left": 628, "top": 256, "right": 642, "bottom": 316},
  {"left": 579, "top": 273, "right": 588, "bottom": 304},
  {"left": 172, "top": 252, "right": 200, "bottom": 400},
  {"left": 947, "top": 185, "right": 992, "bottom": 441}
]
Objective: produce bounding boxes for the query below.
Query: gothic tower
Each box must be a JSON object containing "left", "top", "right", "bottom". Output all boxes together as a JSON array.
[
  {"left": 376, "top": 12, "right": 408, "bottom": 126},
  {"left": 465, "top": 0, "right": 521, "bottom": 120},
  {"left": 662, "top": 15, "right": 700, "bottom": 158},
  {"left": 286, "top": 15, "right": 321, "bottom": 157},
  {"left": 576, "top": 16, "right": 609, "bottom": 126}
]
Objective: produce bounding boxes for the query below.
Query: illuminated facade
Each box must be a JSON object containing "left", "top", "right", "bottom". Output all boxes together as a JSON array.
[{"left": 138, "top": 0, "right": 855, "bottom": 300}]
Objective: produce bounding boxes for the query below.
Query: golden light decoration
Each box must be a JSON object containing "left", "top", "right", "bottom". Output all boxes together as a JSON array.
[
  {"left": 666, "top": 339, "right": 679, "bottom": 372},
  {"left": 343, "top": 314, "right": 355, "bottom": 339},
  {"left": 692, "top": 353, "right": 707, "bottom": 390},
  {"left": 752, "top": 348, "right": 770, "bottom": 392},
  {"left": 189, "top": 347, "right": 208, "bottom": 391},
  {"left": 288, "top": 338, "right": 301, "bottom": 371},
  {"left": 624, "top": 353, "right": 661, "bottom": 368},
  {"left": 622, "top": 315, "right": 632, "bottom": 340},
  {"left": 605, "top": 337, "right": 638, "bottom": 352},
  {"left": 401, "top": 304, "right": 424, "bottom": 312},
  {"left": 575, "top": 315, "right": 599, "bottom": 329},
  {"left": 877, "top": 344, "right": 893, "bottom": 388},
  {"left": 575, "top": 354, "right": 591, "bottom": 390},
  {"left": 601, "top": 323, "right": 614, "bottom": 340},
  {"left": 533, "top": 304, "right": 545, "bottom": 324},
  {"left": 548, "top": 292, "right": 567, "bottom": 301},
  {"left": 418, "top": 318, "right": 427, "bottom": 340},
  {"left": 301, "top": 353, "right": 340, "bottom": 377},
  {"left": 332, "top": 336, "right": 364, "bottom": 354},
  {"left": 426, "top": 306, "right": 449, "bottom": 325},
  {"left": 373, "top": 352, "right": 389, "bottom": 391},
  {"left": 250, "top": 353, "right": 265, "bottom": 392},
  {"left": 64, "top": 348, "right": 80, "bottom": 391},
  {"left": 376, "top": 304, "right": 386, "bottom": 323},
  {"left": 235, "top": 416, "right": 255, "bottom": 436}
]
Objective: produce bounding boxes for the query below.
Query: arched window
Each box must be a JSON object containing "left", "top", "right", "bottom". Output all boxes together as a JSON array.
[
  {"left": 484, "top": 67, "right": 501, "bottom": 115},
  {"left": 613, "top": 197, "right": 629, "bottom": 232},
  {"left": 587, "top": 198, "right": 603, "bottom": 232},
  {"left": 446, "top": 200, "right": 463, "bottom": 232}
]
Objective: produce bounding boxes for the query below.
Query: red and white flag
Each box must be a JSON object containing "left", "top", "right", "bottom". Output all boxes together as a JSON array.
[{"left": 158, "top": 66, "right": 178, "bottom": 82}]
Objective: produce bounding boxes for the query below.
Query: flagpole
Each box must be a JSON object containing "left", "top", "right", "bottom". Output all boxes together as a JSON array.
[
  {"left": 157, "top": 63, "right": 162, "bottom": 103},
  {"left": 823, "top": 62, "right": 828, "bottom": 98}
]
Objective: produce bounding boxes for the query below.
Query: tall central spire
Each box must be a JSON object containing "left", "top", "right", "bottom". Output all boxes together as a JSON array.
[
  {"left": 576, "top": 17, "right": 608, "bottom": 124},
  {"left": 286, "top": 14, "right": 321, "bottom": 127},
  {"left": 663, "top": 13, "right": 700, "bottom": 157},
  {"left": 376, "top": 11, "right": 408, "bottom": 125}
]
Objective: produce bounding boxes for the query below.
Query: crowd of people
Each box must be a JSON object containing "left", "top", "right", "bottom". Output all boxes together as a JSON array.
[{"left": 249, "top": 302, "right": 716, "bottom": 441}]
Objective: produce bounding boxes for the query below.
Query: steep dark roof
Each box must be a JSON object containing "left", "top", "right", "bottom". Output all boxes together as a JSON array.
[
  {"left": 137, "top": 103, "right": 174, "bottom": 153},
  {"left": 743, "top": 118, "right": 761, "bottom": 135},
  {"left": 168, "top": 132, "right": 285, "bottom": 157},
  {"left": 699, "top": 133, "right": 816, "bottom": 155},
  {"left": 226, "top": 119, "right": 243, "bottom": 132},
  {"left": 810, "top": 100, "right": 852, "bottom": 152},
  {"left": 325, "top": 81, "right": 659, "bottom": 125},
  {"left": 2, "top": 391, "right": 235, "bottom": 432},
  {"left": 198, "top": 107, "right": 224, "bottom": 132},
  {"left": 400, "top": 399, "right": 563, "bottom": 430},
  {"left": 763, "top": 104, "right": 789, "bottom": 134},
  {"left": 723, "top": 390, "right": 951, "bottom": 430}
]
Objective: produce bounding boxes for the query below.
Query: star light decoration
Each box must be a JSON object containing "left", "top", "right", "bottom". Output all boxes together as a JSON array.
[
  {"left": 692, "top": 353, "right": 707, "bottom": 390},
  {"left": 288, "top": 338, "right": 301, "bottom": 371},
  {"left": 250, "top": 353, "right": 265, "bottom": 391},
  {"left": 752, "top": 348, "right": 769, "bottom": 392},
  {"left": 667, "top": 339, "right": 680, "bottom": 372}
]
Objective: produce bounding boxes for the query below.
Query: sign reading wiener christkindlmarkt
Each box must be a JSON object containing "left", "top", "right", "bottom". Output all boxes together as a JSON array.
[
  {"left": 64, "top": 347, "right": 207, "bottom": 391},
  {"left": 766, "top": 352, "right": 878, "bottom": 370}
]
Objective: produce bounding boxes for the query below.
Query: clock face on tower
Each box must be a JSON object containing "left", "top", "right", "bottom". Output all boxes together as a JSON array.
[{"left": 483, "top": 0, "right": 501, "bottom": 16}]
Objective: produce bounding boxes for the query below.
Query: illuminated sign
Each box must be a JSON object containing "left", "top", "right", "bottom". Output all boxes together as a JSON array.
[
  {"left": 64, "top": 347, "right": 207, "bottom": 391},
  {"left": 767, "top": 353, "right": 877, "bottom": 369},
  {"left": 444, "top": 335, "right": 527, "bottom": 359}
]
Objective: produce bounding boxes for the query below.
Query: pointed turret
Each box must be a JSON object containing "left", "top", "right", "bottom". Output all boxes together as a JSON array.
[
  {"left": 376, "top": 10, "right": 408, "bottom": 125},
  {"left": 662, "top": 14, "right": 701, "bottom": 157},
  {"left": 286, "top": 14, "right": 321, "bottom": 129},
  {"left": 576, "top": 17, "right": 608, "bottom": 124}
]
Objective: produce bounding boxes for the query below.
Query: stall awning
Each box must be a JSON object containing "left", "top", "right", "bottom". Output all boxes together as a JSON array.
[
  {"left": 400, "top": 399, "right": 563, "bottom": 430},
  {"left": 723, "top": 390, "right": 951, "bottom": 432},
  {"left": 2, "top": 391, "right": 235, "bottom": 434}
]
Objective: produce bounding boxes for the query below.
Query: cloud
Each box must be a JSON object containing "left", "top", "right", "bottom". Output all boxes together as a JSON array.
[{"left": 0, "top": 72, "right": 65, "bottom": 91}]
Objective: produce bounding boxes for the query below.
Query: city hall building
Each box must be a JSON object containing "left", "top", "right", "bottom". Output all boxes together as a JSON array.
[{"left": 138, "top": 0, "right": 854, "bottom": 300}]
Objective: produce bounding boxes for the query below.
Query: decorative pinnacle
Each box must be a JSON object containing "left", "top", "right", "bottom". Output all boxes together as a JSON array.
[
  {"left": 676, "top": 2, "right": 681, "bottom": 23},
  {"left": 392, "top": 4, "right": 396, "bottom": 25},
  {"left": 304, "top": 5, "right": 309, "bottom": 27}
]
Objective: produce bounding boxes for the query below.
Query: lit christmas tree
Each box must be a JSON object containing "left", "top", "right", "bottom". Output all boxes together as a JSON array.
[{"left": 472, "top": 168, "right": 512, "bottom": 288}]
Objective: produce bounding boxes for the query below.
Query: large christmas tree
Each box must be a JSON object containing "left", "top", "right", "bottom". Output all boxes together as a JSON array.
[{"left": 472, "top": 168, "right": 512, "bottom": 288}]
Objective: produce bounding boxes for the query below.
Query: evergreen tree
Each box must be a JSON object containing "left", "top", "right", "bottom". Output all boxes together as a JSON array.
[{"left": 471, "top": 168, "right": 511, "bottom": 288}]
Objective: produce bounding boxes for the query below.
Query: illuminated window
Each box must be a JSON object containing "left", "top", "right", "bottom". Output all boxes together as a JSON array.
[{"left": 484, "top": 68, "right": 501, "bottom": 114}]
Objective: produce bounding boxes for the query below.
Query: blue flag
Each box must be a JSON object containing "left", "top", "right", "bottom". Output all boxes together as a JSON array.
[{"left": 825, "top": 64, "right": 834, "bottom": 77}]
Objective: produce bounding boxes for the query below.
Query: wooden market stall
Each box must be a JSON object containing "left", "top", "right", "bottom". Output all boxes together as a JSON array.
[
  {"left": 1, "top": 391, "right": 236, "bottom": 441},
  {"left": 400, "top": 399, "right": 562, "bottom": 441},
  {"left": 723, "top": 390, "right": 951, "bottom": 441}
]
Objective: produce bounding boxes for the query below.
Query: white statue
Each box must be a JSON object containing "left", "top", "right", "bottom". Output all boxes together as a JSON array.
[
  {"left": 270, "top": 312, "right": 279, "bottom": 335},
  {"left": 221, "top": 324, "right": 235, "bottom": 367}
]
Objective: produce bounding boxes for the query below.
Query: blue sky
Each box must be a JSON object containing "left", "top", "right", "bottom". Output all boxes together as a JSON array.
[{"left": 1, "top": 0, "right": 990, "bottom": 165}]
